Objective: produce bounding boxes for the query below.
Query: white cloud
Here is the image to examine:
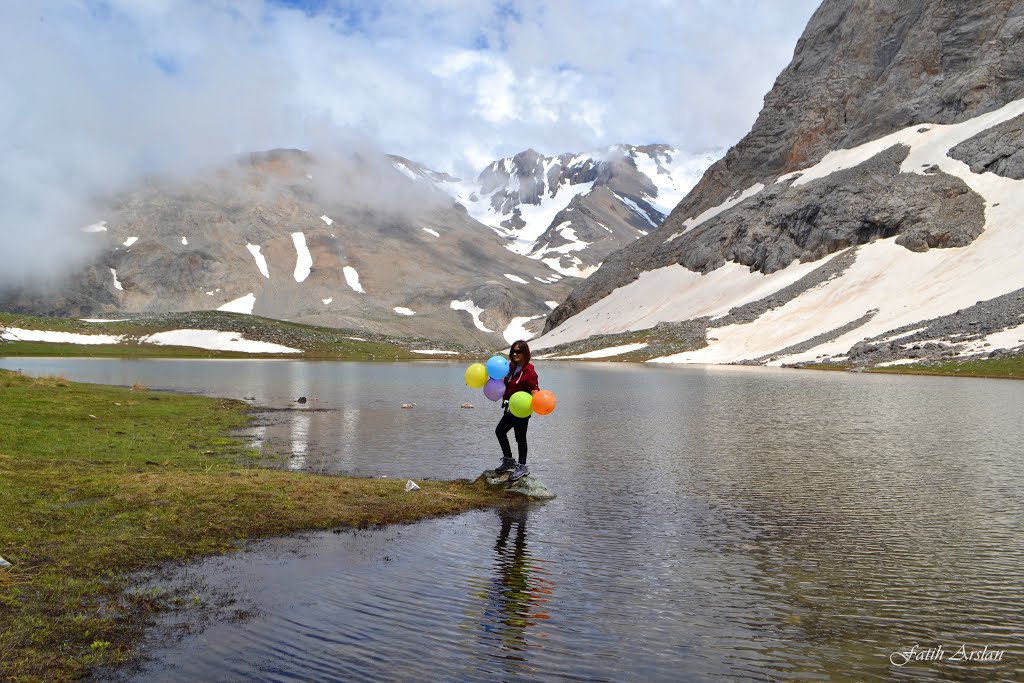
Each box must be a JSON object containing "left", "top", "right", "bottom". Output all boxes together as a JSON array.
[{"left": 0, "top": 1, "right": 819, "bottom": 283}]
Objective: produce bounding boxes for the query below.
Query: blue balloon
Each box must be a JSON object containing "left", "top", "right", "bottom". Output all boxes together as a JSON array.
[{"left": 486, "top": 355, "right": 510, "bottom": 380}]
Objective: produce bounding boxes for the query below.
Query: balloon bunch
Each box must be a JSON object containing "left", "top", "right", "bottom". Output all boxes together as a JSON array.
[{"left": 464, "top": 356, "right": 557, "bottom": 417}]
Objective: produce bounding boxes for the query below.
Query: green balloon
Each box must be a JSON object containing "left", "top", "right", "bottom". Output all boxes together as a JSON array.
[
  {"left": 465, "top": 363, "right": 488, "bottom": 389},
  {"left": 508, "top": 391, "right": 533, "bottom": 418}
]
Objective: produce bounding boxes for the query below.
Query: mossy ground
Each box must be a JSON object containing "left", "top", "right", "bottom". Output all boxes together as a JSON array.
[
  {"left": 0, "top": 311, "right": 483, "bottom": 361},
  {"left": 801, "top": 351, "right": 1024, "bottom": 379},
  {"left": 0, "top": 369, "right": 519, "bottom": 681}
]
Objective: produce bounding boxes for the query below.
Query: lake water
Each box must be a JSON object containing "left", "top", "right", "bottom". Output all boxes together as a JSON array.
[{"left": 3, "top": 357, "right": 1023, "bottom": 681}]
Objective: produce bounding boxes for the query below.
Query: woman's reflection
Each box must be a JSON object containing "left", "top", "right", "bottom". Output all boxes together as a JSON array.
[{"left": 480, "top": 507, "right": 552, "bottom": 660}]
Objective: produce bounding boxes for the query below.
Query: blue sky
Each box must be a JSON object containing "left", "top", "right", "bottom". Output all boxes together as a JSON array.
[{"left": 0, "top": 0, "right": 821, "bottom": 279}]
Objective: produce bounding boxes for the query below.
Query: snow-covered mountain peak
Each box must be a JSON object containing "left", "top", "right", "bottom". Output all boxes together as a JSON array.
[{"left": 432, "top": 145, "right": 718, "bottom": 275}]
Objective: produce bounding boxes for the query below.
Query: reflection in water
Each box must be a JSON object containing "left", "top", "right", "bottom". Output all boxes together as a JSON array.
[
  {"left": 287, "top": 412, "right": 310, "bottom": 471},
  {"left": 4, "top": 359, "right": 1024, "bottom": 681},
  {"left": 468, "top": 509, "right": 553, "bottom": 677}
]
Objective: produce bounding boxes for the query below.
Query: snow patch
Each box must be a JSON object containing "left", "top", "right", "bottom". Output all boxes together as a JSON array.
[
  {"left": 540, "top": 256, "right": 599, "bottom": 279},
  {"left": 322, "top": 298, "right": 333, "bottom": 305},
  {"left": 218, "top": 293, "right": 256, "bottom": 314},
  {"left": 344, "top": 266, "right": 365, "bottom": 293},
  {"left": 533, "top": 256, "right": 837, "bottom": 349},
  {"left": 0, "top": 328, "right": 123, "bottom": 345},
  {"left": 503, "top": 315, "right": 542, "bottom": 343},
  {"left": 393, "top": 161, "right": 419, "bottom": 181},
  {"left": 291, "top": 232, "right": 312, "bottom": 282},
  {"left": 955, "top": 321, "right": 1024, "bottom": 357},
  {"left": 556, "top": 342, "right": 649, "bottom": 359},
  {"left": 631, "top": 147, "right": 718, "bottom": 215},
  {"left": 247, "top": 243, "right": 270, "bottom": 279},
  {"left": 442, "top": 174, "right": 596, "bottom": 255},
  {"left": 110, "top": 268, "right": 123, "bottom": 291},
  {"left": 451, "top": 299, "right": 493, "bottom": 332},
  {"left": 320, "top": 215, "right": 333, "bottom": 225},
  {"left": 504, "top": 273, "right": 529, "bottom": 284},
  {"left": 140, "top": 330, "right": 301, "bottom": 354},
  {"left": 123, "top": 236, "right": 138, "bottom": 247},
  {"left": 394, "top": 307, "right": 416, "bottom": 316},
  {"left": 181, "top": 236, "right": 188, "bottom": 245},
  {"left": 422, "top": 227, "right": 440, "bottom": 237},
  {"left": 613, "top": 192, "right": 657, "bottom": 227}
]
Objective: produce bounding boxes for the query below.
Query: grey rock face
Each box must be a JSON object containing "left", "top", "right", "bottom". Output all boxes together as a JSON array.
[
  {"left": 662, "top": 144, "right": 984, "bottom": 274},
  {"left": 545, "top": 144, "right": 986, "bottom": 332},
  {"left": 547, "top": 0, "right": 1020, "bottom": 334},
  {"left": 948, "top": 113, "right": 1024, "bottom": 179},
  {"left": 0, "top": 149, "right": 576, "bottom": 346},
  {"left": 479, "top": 149, "right": 552, "bottom": 214},
  {"left": 825, "top": 287, "right": 1024, "bottom": 367},
  {"left": 466, "top": 144, "right": 710, "bottom": 275},
  {"left": 674, "top": 0, "right": 1024, "bottom": 222}
]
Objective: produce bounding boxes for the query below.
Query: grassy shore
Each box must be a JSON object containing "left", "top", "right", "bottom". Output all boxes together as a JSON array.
[
  {"left": 0, "top": 311, "right": 485, "bottom": 361},
  {"left": 0, "top": 369, "right": 519, "bottom": 682},
  {"left": 799, "top": 352, "right": 1024, "bottom": 379}
]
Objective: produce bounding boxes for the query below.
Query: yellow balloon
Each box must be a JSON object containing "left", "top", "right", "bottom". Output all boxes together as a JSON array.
[{"left": 464, "top": 363, "right": 488, "bottom": 389}]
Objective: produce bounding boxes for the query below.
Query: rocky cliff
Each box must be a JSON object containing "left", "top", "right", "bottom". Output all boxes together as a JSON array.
[
  {"left": 538, "top": 0, "right": 1024, "bottom": 368},
  {"left": 438, "top": 145, "right": 716, "bottom": 277},
  {"left": 546, "top": 0, "right": 1024, "bottom": 333}
]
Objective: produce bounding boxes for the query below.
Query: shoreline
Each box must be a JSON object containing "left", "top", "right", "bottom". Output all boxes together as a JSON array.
[{"left": 0, "top": 369, "right": 523, "bottom": 681}]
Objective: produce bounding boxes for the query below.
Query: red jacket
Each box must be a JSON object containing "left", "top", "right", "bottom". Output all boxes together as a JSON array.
[{"left": 503, "top": 362, "right": 539, "bottom": 400}]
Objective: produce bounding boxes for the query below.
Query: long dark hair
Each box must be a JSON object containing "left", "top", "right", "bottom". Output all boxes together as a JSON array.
[{"left": 509, "top": 340, "right": 531, "bottom": 366}]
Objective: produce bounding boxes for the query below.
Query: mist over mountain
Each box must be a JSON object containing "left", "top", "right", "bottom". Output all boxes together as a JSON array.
[{"left": 0, "top": 143, "right": 710, "bottom": 348}]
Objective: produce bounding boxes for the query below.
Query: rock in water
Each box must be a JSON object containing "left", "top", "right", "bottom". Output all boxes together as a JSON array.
[{"left": 481, "top": 469, "right": 556, "bottom": 500}]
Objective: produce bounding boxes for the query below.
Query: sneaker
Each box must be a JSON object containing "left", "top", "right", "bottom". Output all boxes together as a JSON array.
[
  {"left": 495, "top": 458, "right": 516, "bottom": 474},
  {"left": 508, "top": 463, "right": 529, "bottom": 481}
]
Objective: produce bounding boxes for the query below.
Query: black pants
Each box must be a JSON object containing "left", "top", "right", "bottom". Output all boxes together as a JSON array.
[{"left": 496, "top": 410, "right": 530, "bottom": 464}]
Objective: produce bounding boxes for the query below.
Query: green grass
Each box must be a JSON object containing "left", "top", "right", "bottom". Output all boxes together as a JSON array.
[
  {"left": 798, "top": 351, "right": 1024, "bottom": 379},
  {"left": 0, "top": 311, "right": 484, "bottom": 361},
  {"left": 0, "top": 369, "right": 520, "bottom": 681},
  {"left": 866, "top": 351, "right": 1024, "bottom": 379},
  {"left": 535, "top": 320, "right": 708, "bottom": 361}
]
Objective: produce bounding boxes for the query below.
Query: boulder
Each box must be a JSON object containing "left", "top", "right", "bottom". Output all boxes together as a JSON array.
[{"left": 480, "top": 469, "right": 556, "bottom": 500}]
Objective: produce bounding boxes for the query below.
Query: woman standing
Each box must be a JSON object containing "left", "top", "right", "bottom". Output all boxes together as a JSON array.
[{"left": 494, "top": 340, "right": 539, "bottom": 481}]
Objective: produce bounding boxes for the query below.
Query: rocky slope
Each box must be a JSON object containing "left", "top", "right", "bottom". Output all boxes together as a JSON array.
[
  {"left": 432, "top": 145, "right": 717, "bottom": 277},
  {"left": 0, "top": 150, "right": 578, "bottom": 347},
  {"left": 537, "top": 0, "right": 1024, "bottom": 367},
  {"left": 2, "top": 141, "right": 712, "bottom": 349}
]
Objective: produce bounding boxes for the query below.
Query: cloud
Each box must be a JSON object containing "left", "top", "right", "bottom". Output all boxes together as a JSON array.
[{"left": 0, "top": 0, "right": 820, "bottom": 284}]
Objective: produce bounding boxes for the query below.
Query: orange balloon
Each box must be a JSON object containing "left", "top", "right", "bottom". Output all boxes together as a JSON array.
[{"left": 532, "top": 389, "right": 556, "bottom": 415}]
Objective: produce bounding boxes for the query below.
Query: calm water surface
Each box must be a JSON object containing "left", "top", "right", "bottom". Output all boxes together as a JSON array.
[{"left": 3, "top": 358, "right": 1022, "bottom": 681}]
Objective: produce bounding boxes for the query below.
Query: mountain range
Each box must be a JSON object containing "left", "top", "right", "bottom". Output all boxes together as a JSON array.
[
  {"left": 535, "top": 0, "right": 1024, "bottom": 368},
  {"left": 4, "top": 0, "right": 1024, "bottom": 369},
  {"left": 0, "top": 145, "right": 713, "bottom": 347}
]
